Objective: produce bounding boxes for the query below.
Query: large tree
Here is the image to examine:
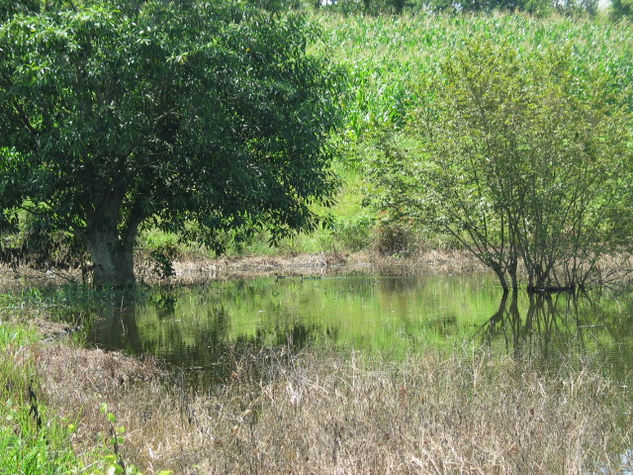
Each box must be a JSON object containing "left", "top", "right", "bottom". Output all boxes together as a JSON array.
[{"left": 0, "top": 0, "right": 341, "bottom": 286}]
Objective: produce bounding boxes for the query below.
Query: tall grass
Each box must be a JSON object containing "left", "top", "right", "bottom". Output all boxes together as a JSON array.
[
  {"left": 315, "top": 12, "right": 633, "bottom": 137},
  {"left": 33, "top": 342, "right": 633, "bottom": 473},
  {"left": 0, "top": 321, "right": 148, "bottom": 473}
]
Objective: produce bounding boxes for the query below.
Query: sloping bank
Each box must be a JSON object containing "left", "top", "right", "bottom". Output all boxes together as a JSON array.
[{"left": 1, "top": 316, "right": 632, "bottom": 473}]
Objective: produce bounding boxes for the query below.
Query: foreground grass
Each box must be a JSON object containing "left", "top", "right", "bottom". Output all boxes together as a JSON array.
[
  {"left": 25, "top": 338, "right": 633, "bottom": 473},
  {"left": 0, "top": 322, "right": 149, "bottom": 474},
  {"left": 0, "top": 324, "right": 86, "bottom": 473}
]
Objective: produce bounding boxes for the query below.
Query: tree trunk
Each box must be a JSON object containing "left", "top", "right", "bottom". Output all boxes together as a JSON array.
[
  {"left": 84, "top": 230, "right": 135, "bottom": 288},
  {"left": 508, "top": 258, "right": 518, "bottom": 291},
  {"left": 491, "top": 263, "right": 508, "bottom": 291}
]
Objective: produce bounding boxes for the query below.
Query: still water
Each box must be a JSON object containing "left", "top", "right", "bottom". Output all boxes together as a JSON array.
[{"left": 84, "top": 273, "right": 633, "bottom": 381}]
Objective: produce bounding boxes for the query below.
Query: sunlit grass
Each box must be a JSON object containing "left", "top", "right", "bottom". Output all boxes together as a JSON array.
[
  {"left": 32, "top": 342, "right": 633, "bottom": 473},
  {"left": 0, "top": 324, "right": 81, "bottom": 473},
  {"left": 0, "top": 322, "right": 147, "bottom": 474}
]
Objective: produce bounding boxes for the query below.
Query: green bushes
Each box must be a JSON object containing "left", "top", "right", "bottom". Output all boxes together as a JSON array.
[
  {"left": 140, "top": 13, "right": 633, "bottom": 262},
  {"left": 611, "top": 0, "right": 633, "bottom": 17},
  {"left": 319, "top": 13, "right": 633, "bottom": 274},
  {"left": 6, "top": 10, "right": 633, "bottom": 265}
]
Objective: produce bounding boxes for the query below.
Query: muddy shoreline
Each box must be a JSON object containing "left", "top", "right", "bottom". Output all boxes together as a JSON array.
[
  {"left": 0, "top": 249, "right": 488, "bottom": 287},
  {"left": 166, "top": 249, "right": 488, "bottom": 284}
]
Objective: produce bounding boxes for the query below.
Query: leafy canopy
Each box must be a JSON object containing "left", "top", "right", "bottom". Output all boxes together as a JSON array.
[{"left": 0, "top": 0, "right": 342, "bottom": 284}]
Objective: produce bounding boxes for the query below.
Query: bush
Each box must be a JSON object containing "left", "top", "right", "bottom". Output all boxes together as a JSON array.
[
  {"left": 367, "top": 37, "right": 633, "bottom": 289},
  {"left": 372, "top": 220, "right": 416, "bottom": 256},
  {"left": 331, "top": 215, "right": 375, "bottom": 251}
]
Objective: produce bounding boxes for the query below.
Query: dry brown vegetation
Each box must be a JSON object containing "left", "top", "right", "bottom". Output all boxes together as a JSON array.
[
  {"left": 5, "top": 248, "right": 632, "bottom": 289},
  {"left": 29, "top": 341, "right": 632, "bottom": 474},
  {"left": 0, "top": 249, "right": 487, "bottom": 287}
]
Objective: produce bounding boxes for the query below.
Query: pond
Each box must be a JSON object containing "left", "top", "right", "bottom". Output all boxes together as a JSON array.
[{"left": 81, "top": 273, "right": 633, "bottom": 383}]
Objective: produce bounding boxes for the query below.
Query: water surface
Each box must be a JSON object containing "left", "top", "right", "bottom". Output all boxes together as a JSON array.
[{"left": 83, "top": 273, "right": 633, "bottom": 381}]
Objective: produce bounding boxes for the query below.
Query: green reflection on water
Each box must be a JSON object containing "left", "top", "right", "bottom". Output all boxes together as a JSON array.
[{"left": 84, "top": 273, "right": 633, "bottom": 382}]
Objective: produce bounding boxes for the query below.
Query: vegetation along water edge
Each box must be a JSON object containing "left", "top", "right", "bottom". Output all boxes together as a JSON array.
[
  {"left": 1, "top": 309, "right": 632, "bottom": 473},
  {"left": 4, "top": 0, "right": 633, "bottom": 473}
]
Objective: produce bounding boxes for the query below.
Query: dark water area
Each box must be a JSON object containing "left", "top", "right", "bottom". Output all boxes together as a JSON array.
[{"left": 79, "top": 273, "right": 633, "bottom": 383}]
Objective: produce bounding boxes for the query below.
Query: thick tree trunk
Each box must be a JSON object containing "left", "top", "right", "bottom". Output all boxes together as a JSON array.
[{"left": 84, "top": 231, "right": 135, "bottom": 288}]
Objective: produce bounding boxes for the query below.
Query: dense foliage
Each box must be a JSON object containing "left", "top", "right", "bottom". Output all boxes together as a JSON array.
[
  {"left": 3, "top": 2, "right": 633, "bottom": 290},
  {"left": 287, "top": 0, "right": 599, "bottom": 16},
  {"left": 348, "top": 16, "right": 633, "bottom": 289},
  {"left": 0, "top": 0, "right": 341, "bottom": 285},
  {"left": 611, "top": 0, "right": 633, "bottom": 17},
  {"left": 369, "top": 40, "right": 633, "bottom": 289}
]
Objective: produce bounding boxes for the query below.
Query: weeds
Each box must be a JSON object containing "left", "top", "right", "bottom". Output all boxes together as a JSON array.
[
  {"left": 31, "top": 341, "right": 633, "bottom": 473},
  {"left": 0, "top": 324, "right": 84, "bottom": 473},
  {"left": 0, "top": 322, "right": 158, "bottom": 473}
]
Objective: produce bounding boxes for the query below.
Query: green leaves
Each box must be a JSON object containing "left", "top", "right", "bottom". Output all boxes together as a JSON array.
[
  {"left": 366, "top": 29, "right": 633, "bottom": 289},
  {"left": 0, "top": 1, "right": 341, "bottom": 284}
]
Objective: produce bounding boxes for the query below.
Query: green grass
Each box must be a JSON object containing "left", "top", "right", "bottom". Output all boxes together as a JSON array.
[
  {"left": 0, "top": 322, "right": 143, "bottom": 474},
  {"left": 0, "top": 324, "right": 81, "bottom": 473}
]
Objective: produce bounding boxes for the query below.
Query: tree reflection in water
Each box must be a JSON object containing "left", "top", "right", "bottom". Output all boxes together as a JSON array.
[
  {"left": 83, "top": 278, "right": 633, "bottom": 386},
  {"left": 88, "top": 288, "right": 336, "bottom": 388},
  {"left": 479, "top": 289, "right": 633, "bottom": 375}
]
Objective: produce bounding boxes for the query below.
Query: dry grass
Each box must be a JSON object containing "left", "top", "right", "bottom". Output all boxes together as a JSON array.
[
  {"left": 3, "top": 247, "right": 633, "bottom": 290},
  {"left": 29, "top": 342, "right": 631, "bottom": 474},
  {"left": 164, "top": 249, "right": 487, "bottom": 285},
  {"left": 0, "top": 249, "right": 487, "bottom": 287}
]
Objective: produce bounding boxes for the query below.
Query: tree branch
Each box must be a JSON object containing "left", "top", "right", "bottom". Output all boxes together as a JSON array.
[{"left": 12, "top": 102, "right": 39, "bottom": 136}]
